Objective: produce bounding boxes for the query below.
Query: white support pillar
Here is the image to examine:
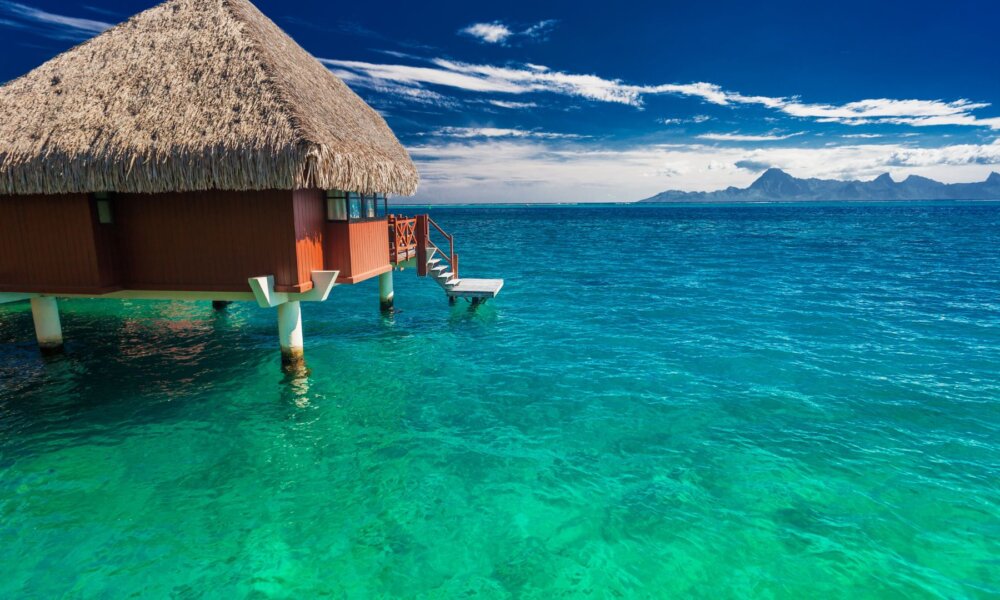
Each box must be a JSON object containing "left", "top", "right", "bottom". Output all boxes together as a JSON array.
[
  {"left": 378, "top": 270, "right": 394, "bottom": 312},
  {"left": 277, "top": 300, "right": 304, "bottom": 365},
  {"left": 30, "top": 296, "right": 63, "bottom": 353}
]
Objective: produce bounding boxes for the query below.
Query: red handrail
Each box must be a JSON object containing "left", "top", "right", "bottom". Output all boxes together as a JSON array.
[
  {"left": 387, "top": 215, "right": 418, "bottom": 263},
  {"left": 416, "top": 215, "right": 428, "bottom": 276},
  {"left": 411, "top": 214, "right": 458, "bottom": 279},
  {"left": 427, "top": 216, "right": 458, "bottom": 279}
]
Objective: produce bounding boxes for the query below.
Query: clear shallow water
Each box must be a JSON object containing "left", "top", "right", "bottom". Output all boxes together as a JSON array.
[{"left": 1, "top": 203, "right": 999, "bottom": 598}]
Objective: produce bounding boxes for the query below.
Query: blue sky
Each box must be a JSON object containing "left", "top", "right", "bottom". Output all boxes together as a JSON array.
[{"left": 1, "top": 0, "right": 998, "bottom": 202}]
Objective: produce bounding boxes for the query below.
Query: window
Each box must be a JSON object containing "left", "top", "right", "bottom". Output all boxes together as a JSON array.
[
  {"left": 325, "top": 190, "right": 347, "bottom": 221},
  {"left": 347, "top": 192, "right": 362, "bottom": 220},
  {"left": 362, "top": 194, "right": 377, "bottom": 218},
  {"left": 328, "top": 190, "right": 386, "bottom": 222},
  {"left": 94, "top": 192, "right": 113, "bottom": 224}
]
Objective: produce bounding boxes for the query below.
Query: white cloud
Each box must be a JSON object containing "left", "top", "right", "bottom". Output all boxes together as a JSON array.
[
  {"left": 0, "top": 1, "right": 111, "bottom": 39},
  {"left": 489, "top": 100, "right": 538, "bottom": 109},
  {"left": 659, "top": 115, "right": 711, "bottom": 125},
  {"left": 698, "top": 132, "right": 804, "bottom": 142},
  {"left": 843, "top": 133, "right": 883, "bottom": 138},
  {"left": 426, "top": 127, "right": 584, "bottom": 139},
  {"left": 783, "top": 98, "right": 988, "bottom": 119},
  {"left": 324, "top": 57, "right": 646, "bottom": 106},
  {"left": 459, "top": 19, "right": 556, "bottom": 45},
  {"left": 459, "top": 22, "right": 512, "bottom": 44},
  {"left": 407, "top": 138, "right": 1000, "bottom": 203},
  {"left": 325, "top": 56, "right": 1000, "bottom": 129}
]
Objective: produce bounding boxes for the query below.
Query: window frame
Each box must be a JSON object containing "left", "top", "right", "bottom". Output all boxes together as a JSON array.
[
  {"left": 325, "top": 190, "right": 348, "bottom": 222},
  {"left": 93, "top": 192, "right": 114, "bottom": 225},
  {"left": 326, "top": 190, "right": 387, "bottom": 223}
]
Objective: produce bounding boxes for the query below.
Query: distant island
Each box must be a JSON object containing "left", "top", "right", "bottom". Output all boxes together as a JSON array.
[{"left": 639, "top": 169, "right": 1000, "bottom": 203}]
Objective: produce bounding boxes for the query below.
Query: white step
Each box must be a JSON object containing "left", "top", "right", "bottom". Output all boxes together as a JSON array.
[
  {"left": 430, "top": 273, "right": 460, "bottom": 289},
  {"left": 447, "top": 279, "right": 504, "bottom": 299}
]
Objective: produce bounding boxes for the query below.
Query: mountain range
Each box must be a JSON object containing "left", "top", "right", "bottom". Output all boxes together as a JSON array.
[{"left": 639, "top": 169, "right": 1000, "bottom": 203}]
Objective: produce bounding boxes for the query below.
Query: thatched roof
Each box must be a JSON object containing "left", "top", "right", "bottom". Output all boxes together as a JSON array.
[{"left": 0, "top": 0, "right": 418, "bottom": 196}]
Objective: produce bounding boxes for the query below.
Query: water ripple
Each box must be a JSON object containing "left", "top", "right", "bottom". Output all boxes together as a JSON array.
[{"left": 1, "top": 203, "right": 998, "bottom": 597}]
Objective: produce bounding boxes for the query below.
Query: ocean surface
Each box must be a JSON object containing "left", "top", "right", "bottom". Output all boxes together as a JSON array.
[{"left": 1, "top": 202, "right": 998, "bottom": 598}]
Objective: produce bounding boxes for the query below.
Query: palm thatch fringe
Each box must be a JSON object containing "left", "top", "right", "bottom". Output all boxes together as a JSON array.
[{"left": 0, "top": 0, "right": 418, "bottom": 196}]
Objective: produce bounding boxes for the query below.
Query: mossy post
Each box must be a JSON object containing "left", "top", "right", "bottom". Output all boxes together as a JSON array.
[
  {"left": 378, "top": 271, "right": 394, "bottom": 312},
  {"left": 277, "top": 301, "right": 304, "bottom": 366}
]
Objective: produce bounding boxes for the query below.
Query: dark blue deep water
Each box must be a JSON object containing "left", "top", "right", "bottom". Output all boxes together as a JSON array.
[{"left": 2, "top": 203, "right": 999, "bottom": 597}]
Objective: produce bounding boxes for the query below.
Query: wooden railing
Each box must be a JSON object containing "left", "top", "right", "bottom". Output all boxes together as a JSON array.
[
  {"left": 415, "top": 215, "right": 458, "bottom": 279},
  {"left": 387, "top": 215, "right": 417, "bottom": 263}
]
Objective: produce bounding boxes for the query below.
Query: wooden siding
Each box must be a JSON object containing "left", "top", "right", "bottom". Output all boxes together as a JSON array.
[
  {"left": 324, "top": 219, "right": 391, "bottom": 283},
  {"left": 90, "top": 198, "right": 121, "bottom": 289},
  {"left": 115, "top": 190, "right": 303, "bottom": 292},
  {"left": 0, "top": 194, "right": 111, "bottom": 294},
  {"left": 0, "top": 189, "right": 392, "bottom": 295},
  {"left": 292, "top": 189, "right": 326, "bottom": 291}
]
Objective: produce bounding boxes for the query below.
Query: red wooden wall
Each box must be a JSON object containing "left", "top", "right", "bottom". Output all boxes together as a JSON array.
[
  {"left": 324, "top": 219, "right": 391, "bottom": 284},
  {"left": 0, "top": 189, "right": 391, "bottom": 295},
  {"left": 114, "top": 190, "right": 304, "bottom": 292},
  {"left": 292, "top": 189, "right": 326, "bottom": 291},
  {"left": 0, "top": 194, "right": 112, "bottom": 294}
]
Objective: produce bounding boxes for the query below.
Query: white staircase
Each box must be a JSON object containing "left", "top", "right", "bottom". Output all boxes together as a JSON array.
[
  {"left": 424, "top": 246, "right": 504, "bottom": 302},
  {"left": 392, "top": 214, "right": 503, "bottom": 304},
  {"left": 426, "top": 247, "right": 460, "bottom": 291}
]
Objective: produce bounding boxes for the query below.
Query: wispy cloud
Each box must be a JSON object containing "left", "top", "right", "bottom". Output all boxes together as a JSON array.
[
  {"left": 325, "top": 56, "right": 1000, "bottom": 129},
  {"left": 81, "top": 5, "right": 121, "bottom": 19},
  {"left": 426, "top": 126, "right": 585, "bottom": 139},
  {"left": 459, "top": 19, "right": 557, "bottom": 45},
  {"left": 660, "top": 115, "right": 711, "bottom": 125},
  {"left": 283, "top": 16, "right": 383, "bottom": 39},
  {"left": 698, "top": 132, "right": 804, "bottom": 142},
  {"left": 0, "top": 1, "right": 111, "bottom": 39},
  {"left": 780, "top": 98, "right": 1000, "bottom": 129},
  {"left": 489, "top": 99, "right": 538, "bottom": 109},
  {"left": 521, "top": 19, "right": 557, "bottom": 41},
  {"left": 324, "top": 57, "right": 653, "bottom": 105}
]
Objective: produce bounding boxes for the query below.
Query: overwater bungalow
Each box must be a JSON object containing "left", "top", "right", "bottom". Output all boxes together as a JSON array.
[{"left": 0, "top": 0, "right": 502, "bottom": 364}]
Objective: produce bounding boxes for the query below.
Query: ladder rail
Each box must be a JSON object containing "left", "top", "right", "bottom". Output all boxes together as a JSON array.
[{"left": 426, "top": 216, "right": 458, "bottom": 280}]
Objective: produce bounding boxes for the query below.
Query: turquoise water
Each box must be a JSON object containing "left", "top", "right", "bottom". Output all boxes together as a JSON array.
[{"left": 2, "top": 203, "right": 999, "bottom": 598}]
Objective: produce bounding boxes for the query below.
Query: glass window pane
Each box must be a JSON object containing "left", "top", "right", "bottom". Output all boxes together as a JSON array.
[
  {"left": 348, "top": 192, "right": 362, "bottom": 219},
  {"left": 326, "top": 190, "right": 347, "bottom": 221},
  {"left": 364, "top": 194, "right": 376, "bottom": 218},
  {"left": 326, "top": 197, "right": 347, "bottom": 221}
]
